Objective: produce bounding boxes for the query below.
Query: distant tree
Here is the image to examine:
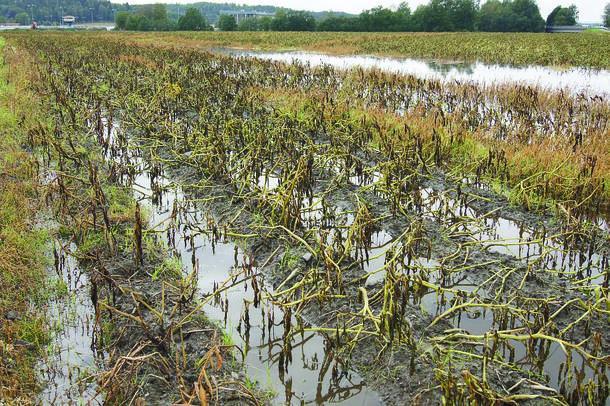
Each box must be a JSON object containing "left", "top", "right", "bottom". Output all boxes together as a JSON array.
[
  {"left": 358, "top": 4, "right": 411, "bottom": 32},
  {"left": 511, "top": 0, "right": 545, "bottom": 31},
  {"left": 317, "top": 15, "right": 361, "bottom": 31},
  {"left": 115, "top": 11, "right": 129, "bottom": 30},
  {"left": 15, "top": 11, "right": 29, "bottom": 25},
  {"left": 478, "top": 0, "right": 543, "bottom": 32},
  {"left": 178, "top": 7, "right": 209, "bottom": 31},
  {"left": 448, "top": 0, "right": 479, "bottom": 31},
  {"left": 547, "top": 5, "right": 578, "bottom": 26},
  {"left": 316, "top": 16, "right": 338, "bottom": 31},
  {"left": 415, "top": 0, "right": 454, "bottom": 31},
  {"left": 137, "top": 16, "right": 152, "bottom": 31},
  {"left": 546, "top": 6, "right": 561, "bottom": 25},
  {"left": 395, "top": 2, "right": 414, "bottom": 31},
  {"left": 114, "top": 4, "right": 173, "bottom": 31},
  {"left": 125, "top": 14, "right": 141, "bottom": 30},
  {"left": 271, "top": 10, "right": 315, "bottom": 31},
  {"left": 603, "top": 3, "right": 610, "bottom": 27},
  {"left": 557, "top": 5, "right": 578, "bottom": 25},
  {"left": 238, "top": 17, "right": 272, "bottom": 31},
  {"left": 237, "top": 17, "right": 273, "bottom": 31},
  {"left": 478, "top": 0, "right": 509, "bottom": 31},
  {"left": 270, "top": 10, "right": 288, "bottom": 31},
  {"left": 290, "top": 11, "right": 316, "bottom": 31},
  {"left": 218, "top": 14, "right": 237, "bottom": 31},
  {"left": 416, "top": 0, "right": 479, "bottom": 32},
  {"left": 238, "top": 17, "right": 260, "bottom": 31},
  {"left": 258, "top": 16, "right": 272, "bottom": 31},
  {"left": 411, "top": 5, "right": 429, "bottom": 31},
  {"left": 361, "top": 7, "right": 394, "bottom": 31},
  {"left": 144, "top": 4, "right": 173, "bottom": 30},
  {"left": 151, "top": 4, "right": 167, "bottom": 22}
]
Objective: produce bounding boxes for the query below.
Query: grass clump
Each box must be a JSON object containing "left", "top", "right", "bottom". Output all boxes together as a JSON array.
[{"left": 0, "top": 36, "right": 50, "bottom": 401}]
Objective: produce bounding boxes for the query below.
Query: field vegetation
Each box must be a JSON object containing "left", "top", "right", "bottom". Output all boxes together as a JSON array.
[
  {"left": 1, "top": 29, "right": 609, "bottom": 404},
  {"left": 4, "top": 33, "right": 610, "bottom": 404},
  {"left": 122, "top": 30, "right": 610, "bottom": 69},
  {"left": 0, "top": 33, "right": 265, "bottom": 404},
  {"left": 0, "top": 37, "right": 49, "bottom": 401}
]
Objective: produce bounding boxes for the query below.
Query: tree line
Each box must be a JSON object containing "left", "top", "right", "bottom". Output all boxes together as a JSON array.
[
  {"left": 0, "top": 0, "right": 129, "bottom": 25},
  {"left": 315, "top": 0, "right": 562, "bottom": 33},
  {"left": 115, "top": 5, "right": 213, "bottom": 31},
  {"left": 1, "top": 0, "right": 607, "bottom": 30},
  {"left": 114, "top": 0, "right": 608, "bottom": 33},
  {"left": 214, "top": 0, "right": 579, "bottom": 33}
]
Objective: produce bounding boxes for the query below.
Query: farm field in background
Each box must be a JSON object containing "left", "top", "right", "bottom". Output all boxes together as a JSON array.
[
  {"left": 1, "top": 30, "right": 609, "bottom": 405},
  {"left": 119, "top": 30, "right": 610, "bottom": 68}
]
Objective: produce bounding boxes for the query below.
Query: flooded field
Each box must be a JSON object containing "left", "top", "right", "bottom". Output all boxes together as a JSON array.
[
  {"left": 134, "top": 166, "right": 382, "bottom": 404},
  {"left": 4, "top": 32, "right": 609, "bottom": 405},
  {"left": 222, "top": 49, "right": 610, "bottom": 97}
]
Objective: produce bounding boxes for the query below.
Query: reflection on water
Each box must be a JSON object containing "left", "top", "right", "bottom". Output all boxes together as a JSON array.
[
  {"left": 418, "top": 186, "right": 609, "bottom": 282},
  {"left": 221, "top": 49, "right": 610, "bottom": 97},
  {"left": 39, "top": 241, "right": 103, "bottom": 405},
  {"left": 136, "top": 168, "right": 382, "bottom": 405},
  {"left": 348, "top": 181, "right": 609, "bottom": 402}
]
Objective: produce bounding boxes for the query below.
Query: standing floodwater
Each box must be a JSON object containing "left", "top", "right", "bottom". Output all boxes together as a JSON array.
[
  {"left": 133, "top": 168, "right": 383, "bottom": 405},
  {"left": 11, "top": 31, "right": 609, "bottom": 405},
  {"left": 38, "top": 241, "right": 103, "bottom": 404},
  {"left": 221, "top": 49, "right": 610, "bottom": 97}
]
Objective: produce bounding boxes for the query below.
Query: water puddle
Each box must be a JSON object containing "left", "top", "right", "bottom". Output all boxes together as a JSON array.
[
  {"left": 38, "top": 241, "right": 103, "bottom": 404},
  {"left": 134, "top": 166, "right": 383, "bottom": 405},
  {"left": 258, "top": 171, "right": 281, "bottom": 191},
  {"left": 418, "top": 187, "right": 609, "bottom": 283}
]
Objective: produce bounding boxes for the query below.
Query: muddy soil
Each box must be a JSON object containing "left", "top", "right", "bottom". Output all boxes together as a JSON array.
[{"left": 143, "top": 136, "right": 609, "bottom": 404}]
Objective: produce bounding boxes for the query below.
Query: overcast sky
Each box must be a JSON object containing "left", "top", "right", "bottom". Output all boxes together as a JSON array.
[{"left": 127, "top": 0, "right": 605, "bottom": 22}]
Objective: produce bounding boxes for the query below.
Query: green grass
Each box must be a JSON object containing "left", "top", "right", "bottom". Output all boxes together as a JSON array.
[
  {"left": 151, "top": 256, "right": 183, "bottom": 281},
  {"left": 0, "top": 36, "right": 50, "bottom": 400}
]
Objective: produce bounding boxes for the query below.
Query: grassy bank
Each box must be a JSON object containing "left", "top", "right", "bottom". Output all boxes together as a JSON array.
[
  {"left": 0, "top": 37, "right": 49, "bottom": 402},
  {"left": 120, "top": 31, "right": 610, "bottom": 69}
]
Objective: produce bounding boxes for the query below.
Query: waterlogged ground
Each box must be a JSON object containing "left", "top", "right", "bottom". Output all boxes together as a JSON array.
[
  {"left": 38, "top": 241, "right": 103, "bottom": 404},
  {"left": 12, "top": 33, "right": 609, "bottom": 405},
  {"left": 221, "top": 49, "right": 610, "bottom": 97},
  {"left": 120, "top": 136, "right": 610, "bottom": 404},
  {"left": 41, "top": 136, "right": 610, "bottom": 404},
  {"left": 133, "top": 165, "right": 383, "bottom": 405}
]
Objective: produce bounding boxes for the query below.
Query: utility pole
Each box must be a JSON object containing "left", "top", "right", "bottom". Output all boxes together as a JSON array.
[{"left": 90, "top": 7, "right": 94, "bottom": 24}]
